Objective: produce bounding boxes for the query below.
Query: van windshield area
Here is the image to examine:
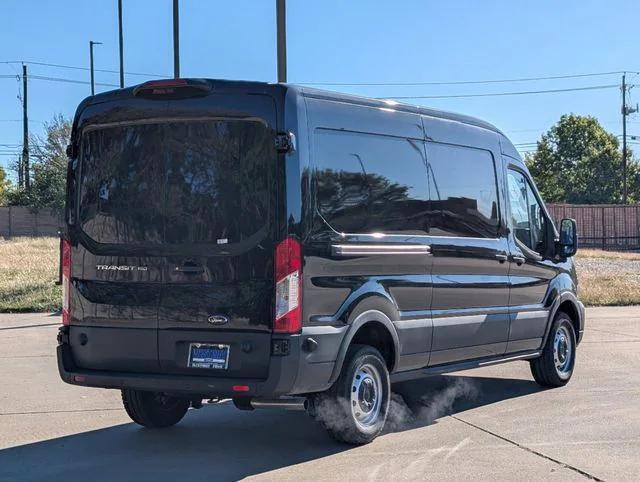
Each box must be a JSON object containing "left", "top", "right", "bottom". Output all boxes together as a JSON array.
[{"left": 78, "top": 119, "right": 274, "bottom": 246}]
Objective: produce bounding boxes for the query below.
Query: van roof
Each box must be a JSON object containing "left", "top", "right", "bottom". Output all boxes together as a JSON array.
[
  {"left": 288, "top": 84, "right": 504, "bottom": 136},
  {"left": 75, "top": 78, "right": 518, "bottom": 158},
  {"left": 82, "top": 79, "right": 500, "bottom": 133}
]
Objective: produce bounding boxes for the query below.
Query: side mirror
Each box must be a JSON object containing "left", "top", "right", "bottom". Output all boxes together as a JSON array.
[{"left": 558, "top": 218, "right": 578, "bottom": 257}]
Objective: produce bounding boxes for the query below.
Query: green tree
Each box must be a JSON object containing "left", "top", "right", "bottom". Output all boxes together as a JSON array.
[
  {"left": 0, "top": 166, "right": 10, "bottom": 205},
  {"left": 8, "top": 114, "right": 71, "bottom": 209},
  {"left": 526, "top": 114, "right": 638, "bottom": 204}
]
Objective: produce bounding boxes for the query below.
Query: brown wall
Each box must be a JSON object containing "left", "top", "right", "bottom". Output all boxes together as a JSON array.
[
  {"left": 2, "top": 203, "right": 639, "bottom": 250},
  {"left": 547, "top": 204, "right": 640, "bottom": 250},
  {"left": 0, "top": 206, "right": 62, "bottom": 238}
]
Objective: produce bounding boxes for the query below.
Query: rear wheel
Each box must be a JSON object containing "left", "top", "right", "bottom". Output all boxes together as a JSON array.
[
  {"left": 530, "top": 312, "right": 576, "bottom": 387},
  {"left": 310, "top": 344, "right": 390, "bottom": 445},
  {"left": 121, "top": 389, "right": 190, "bottom": 428}
]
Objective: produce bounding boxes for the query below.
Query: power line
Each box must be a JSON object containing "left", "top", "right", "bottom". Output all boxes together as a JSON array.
[
  {"left": 0, "top": 119, "right": 42, "bottom": 124},
  {"left": 1, "top": 60, "right": 166, "bottom": 78},
  {"left": 3, "top": 66, "right": 637, "bottom": 100},
  {"left": 379, "top": 84, "right": 621, "bottom": 100},
  {"left": 0, "top": 143, "right": 46, "bottom": 148},
  {"left": 0, "top": 73, "right": 119, "bottom": 88},
  {"left": 31, "top": 74, "right": 119, "bottom": 88},
  {"left": 298, "top": 70, "right": 635, "bottom": 87},
  {"left": 3, "top": 61, "right": 639, "bottom": 88},
  {"left": 9, "top": 74, "right": 620, "bottom": 99}
]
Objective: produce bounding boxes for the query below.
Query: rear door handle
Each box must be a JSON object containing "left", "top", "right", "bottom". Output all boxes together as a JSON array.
[
  {"left": 512, "top": 255, "right": 525, "bottom": 266},
  {"left": 495, "top": 254, "right": 508, "bottom": 263}
]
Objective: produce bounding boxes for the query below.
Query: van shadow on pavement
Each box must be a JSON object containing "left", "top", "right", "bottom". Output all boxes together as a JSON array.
[{"left": 0, "top": 375, "right": 543, "bottom": 482}]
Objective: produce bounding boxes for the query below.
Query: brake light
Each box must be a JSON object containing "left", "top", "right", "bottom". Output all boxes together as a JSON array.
[
  {"left": 61, "top": 239, "right": 71, "bottom": 326},
  {"left": 143, "top": 79, "right": 188, "bottom": 87},
  {"left": 132, "top": 79, "right": 211, "bottom": 97},
  {"left": 274, "top": 237, "right": 302, "bottom": 333}
]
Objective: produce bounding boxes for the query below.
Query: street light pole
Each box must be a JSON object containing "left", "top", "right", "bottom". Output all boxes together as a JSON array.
[
  {"left": 89, "top": 40, "right": 102, "bottom": 95},
  {"left": 173, "top": 0, "right": 180, "bottom": 78},
  {"left": 118, "top": 0, "right": 124, "bottom": 88},
  {"left": 276, "top": 0, "right": 287, "bottom": 83}
]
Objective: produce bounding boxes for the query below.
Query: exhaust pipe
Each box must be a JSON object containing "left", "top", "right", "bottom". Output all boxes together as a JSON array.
[{"left": 250, "top": 397, "right": 308, "bottom": 411}]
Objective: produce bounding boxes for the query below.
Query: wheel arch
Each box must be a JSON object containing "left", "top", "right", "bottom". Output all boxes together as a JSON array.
[
  {"left": 543, "top": 291, "right": 584, "bottom": 347},
  {"left": 327, "top": 296, "right": 400, "bottom": 385}
]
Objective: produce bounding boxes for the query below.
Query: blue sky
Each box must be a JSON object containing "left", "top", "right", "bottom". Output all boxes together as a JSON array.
[{"left": 2, "top": 0, "right": 639, "bottom": 175}]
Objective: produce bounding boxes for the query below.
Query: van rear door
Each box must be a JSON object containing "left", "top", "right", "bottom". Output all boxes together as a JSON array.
[
  {"left": 71, "top": 101, "right": 169, "bottom": 373},
  {"left": 156, "top": 96, "right": 278, "bottom": 379}
]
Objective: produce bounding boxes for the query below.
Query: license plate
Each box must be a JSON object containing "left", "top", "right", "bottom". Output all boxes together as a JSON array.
[{"left": 188, "top": 343, "right": 230, "bottom": 369}]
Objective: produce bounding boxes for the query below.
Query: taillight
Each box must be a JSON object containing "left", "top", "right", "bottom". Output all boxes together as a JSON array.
[
  {"left": 274, "top": 237, "right": 302, "bottom": 334},
  {"left": 61, "top": 239, "right": 71, "bottom": 326}
]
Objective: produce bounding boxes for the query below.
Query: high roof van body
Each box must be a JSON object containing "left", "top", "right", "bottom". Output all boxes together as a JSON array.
[{"left": 58, "top": 79, "right": 584, "bottom": 443}]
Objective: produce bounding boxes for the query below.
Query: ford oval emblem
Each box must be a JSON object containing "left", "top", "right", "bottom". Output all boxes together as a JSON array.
[{"left": 207, "top": 315, "right": 228, "bottom": 325}]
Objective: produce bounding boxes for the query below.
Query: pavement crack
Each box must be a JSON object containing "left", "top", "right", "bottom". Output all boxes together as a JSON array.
[
  {"left": 581, "top": 340, "right": 640, "bottom": 344},
  {"left": 0, "top": 322, "right": 60, "bottom": 331},
  {"left": 0, "top": 408, "right": 123, "bottom": 416},
  {"left": 0, "top": 355, "right": 55, "bottom": 358},
  {"left": 451, "top": 415, "right": 604, "bottom": 481},
  {"left": 586, "top": 327, "right": 640, "bottom": 340}
]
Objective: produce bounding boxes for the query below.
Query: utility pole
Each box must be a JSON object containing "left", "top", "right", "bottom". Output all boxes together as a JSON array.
[
  {"left": 89, "top": 40, "right": 102, "bottom": 95},
  {"left": 623, "top": 73, "right": 628, "bottom": 204},
  {"left": 622, "top": 73, "right": 639, "bottom": 204},
  {"left": 22, "top": 64, "right": 30, "bottom": 190},
  {"left": 276, "top": 0, "right": 287, "bottom": 83},
  {"left": 118, "top": 0, "right": 124, "bottom": 88},
  {"left": 173, "top": 0, "right": 180, "bottom": 78}
]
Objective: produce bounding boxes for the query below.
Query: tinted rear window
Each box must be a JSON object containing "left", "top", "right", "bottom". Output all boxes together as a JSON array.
[{"left": 78, "top": 119, "right": 273, "bottom": 245}]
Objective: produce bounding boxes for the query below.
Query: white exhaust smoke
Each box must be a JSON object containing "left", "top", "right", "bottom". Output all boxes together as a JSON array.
[
  {"left": 385, "top": 377, "right": 479, "bottom": 431},
  {"left": 312, "top": 377, "right": 479, "bottom": 436}
]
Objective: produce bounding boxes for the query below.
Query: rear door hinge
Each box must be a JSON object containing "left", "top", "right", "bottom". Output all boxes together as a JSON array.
[{"left": 275, "top": 132, "right": 296, "bottom": 154}]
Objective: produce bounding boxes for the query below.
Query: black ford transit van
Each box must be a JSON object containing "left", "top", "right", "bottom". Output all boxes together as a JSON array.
[{"left": 58, "top": 79, "right": 584, "bottom": 444}]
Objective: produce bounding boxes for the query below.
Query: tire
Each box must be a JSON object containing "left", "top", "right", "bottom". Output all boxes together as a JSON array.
[
  {"left": 311, "top": 344, "right": 390, "bottom": 445},
  {"left": 121, "top": 389, "right": 190, "bottom": 428},
  {"left": 530, "top": 312, "right": 577, "bottom": 387}
]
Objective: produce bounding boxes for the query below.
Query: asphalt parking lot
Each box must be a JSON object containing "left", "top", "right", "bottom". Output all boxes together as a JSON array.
[{"left": 0, "top": 307, "right": 638, "bottom": 481}]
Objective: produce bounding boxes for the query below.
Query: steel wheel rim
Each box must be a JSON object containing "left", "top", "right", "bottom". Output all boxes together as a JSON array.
[
  {"left": 554, "top": 325, "right": 573, "bottom": 376},
  {"left": 350, "top": 363, "right": 383, "bottom": 430}
]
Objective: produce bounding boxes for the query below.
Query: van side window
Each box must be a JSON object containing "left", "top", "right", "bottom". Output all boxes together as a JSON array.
[
  {"left": 314, "top": 129, "right": 429, "bottom": 234},
  {"left": 507, "top": 169, "right": 545, "bottom": 253},
  {"left": 425, "top": 142, "right": 500, "bottom": 238}
]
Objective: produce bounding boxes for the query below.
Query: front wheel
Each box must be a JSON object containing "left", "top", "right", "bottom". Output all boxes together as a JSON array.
[
  {"left": 121, "top": 389, "right": 190, "bottom": 428},
  {"left": 310, "top": 344, "right": 390, "bottom": 445},
  {"left": 530, "top": 312, "right": 577, "bottom": 387}
]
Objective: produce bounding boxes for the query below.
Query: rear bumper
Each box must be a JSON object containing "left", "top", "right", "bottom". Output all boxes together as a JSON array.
[
  {"left": 56, "top": 335, "right": 301, "bottom": 398},
  {"left": 56, "top": 324, "right": 344, "bottom": 397}
]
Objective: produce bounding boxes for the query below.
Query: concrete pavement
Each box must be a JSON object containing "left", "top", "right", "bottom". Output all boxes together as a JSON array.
[{"left": 0, "top": 307, "right": 639, "bottom": 481}]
